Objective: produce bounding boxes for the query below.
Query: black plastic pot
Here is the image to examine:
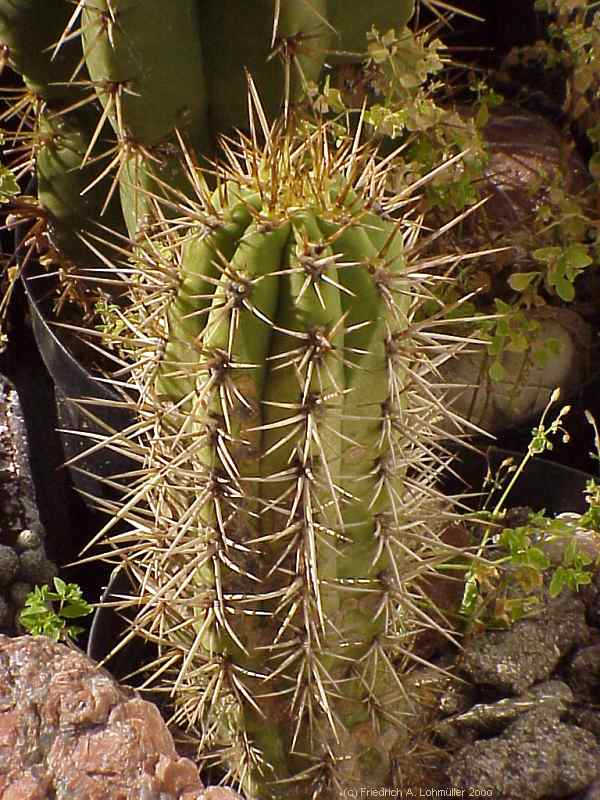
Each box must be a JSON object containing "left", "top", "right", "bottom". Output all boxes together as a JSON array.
[
  {"left": 21, "top": 260, "right": 135, "bottom": 502},
  {"left": 11, "top": 226, "right": 136, "bottom": 647},
  {"left": 446, "top": 444, "right": 594, "bottom": 515},
  {"left": 87, "top": 565, "right": 152, "bottom": 680}
]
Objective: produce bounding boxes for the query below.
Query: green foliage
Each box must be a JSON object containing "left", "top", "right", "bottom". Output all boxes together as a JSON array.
[
  {"left": 461, "top": 398, "right": 599, "bottom": 629},
  {"left": 310, "top": 22, "right": 491, "bottom": 220},
  {"left": 0, "top": 161, "right": 18, "bottom": 203},
  {"left": 312, "top": 7, "right": 597, "bottom": 389},
  {"left": 502, "top": 0, "right": 600, "bottom": 294},
  {"left": 581, "top": 478, "right": 600, "bottom": 528},
  {"left": 476, "top": 300, "right": 562, "bottom": 381},
  {"left": 19, "top": 577, "right": 93, "bottom": 642},
  {"left": 94, "top": 298, "right": 126, "bottom": 342},
  {"left": 532, "top": 243, "right": 593, "bottom": 302}
]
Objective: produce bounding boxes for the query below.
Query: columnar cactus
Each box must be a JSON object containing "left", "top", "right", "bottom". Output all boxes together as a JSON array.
[
  {"left": 1, "top": 0, "right": 415, "bottom": 247},
  {"left": 90, "top": 112, "right": 468, "bottom": 798}
]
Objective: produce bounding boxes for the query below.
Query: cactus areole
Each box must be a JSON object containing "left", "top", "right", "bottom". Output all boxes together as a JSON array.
[{"left": 100, "top": 115, "right": 462, "bottom": 800}]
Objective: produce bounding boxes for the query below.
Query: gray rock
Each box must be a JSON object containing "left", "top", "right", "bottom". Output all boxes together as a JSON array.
[
  {"left": 0, "top": 596, "right": 11, "bottom": 628},
  {"left": 448, "top": 704, "right": 600, "bottom": 799},
  {"left": 438, "top": 678, "right": 477, "bottom": 717},
  {"left": 586, "top": 571, "right": 600, "bottom": 627},
  {"left": 15, "top": 528, "right": 42, "bottom": 552},
  {"left": 579, "top": 780, "right": 600, "bottom": 800},
  {"left": 569, "top": 707, "right": 600, "bottom": 740},
  {"left": 0, "top": 545, "right": 19, "bottom": 587},
  {"left": 460, "top": 592, "right": 589, "bottom": 693},
  {"left": 9, "top": 581, "right": 32, "bottom": 609},
  {"left": 436, "top": 680, "right": 573, "bottom": 743},
  {"left": 18, "top": 547, "right": 58, "bottom": 585},
  {"left": 568, "top": 643, "right": 600, "bottom": 697}
]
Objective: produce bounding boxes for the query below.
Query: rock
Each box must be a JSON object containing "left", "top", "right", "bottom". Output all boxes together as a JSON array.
[
  {"left": 0, "top": 546, "right": 19, "bottom": 587},
  {"left": 0, "top": 378, "right": 45, "bottom": 547},
  {"left": 438, "top": 307, "right": 590, "bottom": 433},
  {"left": 448, "top": 704, "right": 600, "bottom": 799},
  {"left": 15, "top": 529, "right": 42, "bottom": 552},
  {"left": 0, "top": 635, "right": 244, "bottom": 800},
  {"left": 578, "top": 780, "right": 600, "bottom": 800},
  {"left": 0, "top": 378, "right": 60, "bottom": 635},
  {"left": 9, "top": 581, "right": 32, "bottom": 609},
  {"left": 438, "top": 677, "right": 478, "bottom": 717},
  {"left": 428, "top": 104, "right": 593, "bottom": 434},
  {"left": 568, "top": 643, "right": 600, "bottom": 697},
  {"left": 436, "top": 680, "right": 573, "bottom": 744},
  {"left": 477, "top": 106, "right": 589, "bottom": 230},
  {"left": 17, "top": 547, "right": 58, "bottom": 585},
  {"left": 569, "top": 707, "right": 600, "bottom": 740},
  {"left": 0, "top": 597, "right": 10, "bottom": 628},
  {"left": 585, "top": 570, "right": 600, "bottom": 628},
  {"left": 460, "top": 591, "right": 589, "bottom": 694}
]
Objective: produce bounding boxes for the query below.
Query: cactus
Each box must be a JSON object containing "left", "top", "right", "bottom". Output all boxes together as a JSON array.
[
  {"left": 1, "top": 2, "right": 480, "bottom": 797},
  {"left": 85, "top": 103, "right": 472, "bottom": 799},
  {"left": 1, "top": 0, "right": 415, "bottom": 252}
]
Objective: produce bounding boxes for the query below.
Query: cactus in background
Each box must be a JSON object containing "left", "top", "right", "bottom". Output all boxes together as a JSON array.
[
  {"left": 1, "top": 0, "right": 415, "bottom": 253},
  {"left": 0, "top": 0, "right": 127, "bottom": 269},
  {"left": 87, "top": 98, "right": 472, "bottom": 798}
]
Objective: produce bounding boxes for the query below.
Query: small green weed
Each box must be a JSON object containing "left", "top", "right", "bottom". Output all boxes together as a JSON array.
[
  {"left": 461, "top": 391, "right": 600, "bottom": 629},
  {"left": 19, "top": 577, "right": 93, "bottom": 642}
]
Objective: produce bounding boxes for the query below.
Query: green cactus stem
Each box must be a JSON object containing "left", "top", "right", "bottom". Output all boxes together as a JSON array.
[
  {"left": 2, "top": 0, "right": 418, "bottom": 263},
  {"left": 328, "top": 0, "right": 416, "bottom": 59},
  {"left": 0, "top": 0, "right": 82, "bottom": 100},
  {"left": 36, "top": 106, "right": 126, "bottom": 267},
  {"left": 81, "top": 0, "right": 209, "bottom": 151},
  {"left": 197, "top": 0, "right": 331, "bottom": 135},
  {"left": 92, "top": 109, "right": 466, "bottom": 799}
]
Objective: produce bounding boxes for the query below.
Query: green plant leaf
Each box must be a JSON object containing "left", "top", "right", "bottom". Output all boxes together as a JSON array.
[
  {"left": 60, "top": 599, "right": 93, "bottom": 618},
  {"left": 563, "top": 242, "right": 592, "bottom": 270},
  {"left": 19, "top": 580, "right": 91, "bottom": 641},
  {"left": 507, "top": 271, "right": 540, "bottom": 292},
  {"left": 489, "top": 359, "right": 506, "bottom": 381},
  {"left": 589, "top": 152, "right": 600, "bottom": 181},
  {"left": 524, "top": 546, "right": 551, "bottom": 571},
  {"left": 554, "top": 275, "right": 576, "bottom": 302},
  {"left": 533, "top": 246, "right": 561, "bottom": 263},
  {"left": 0, "top": 164, "right": 19, "bottom": 203},
  {"left": 549, "top": 566, "right": 568, "bottom": 597}
]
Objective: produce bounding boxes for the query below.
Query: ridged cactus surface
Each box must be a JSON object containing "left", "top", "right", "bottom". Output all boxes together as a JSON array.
[{"left": 93, "top": 116, "right": 463, "bottom": 799}]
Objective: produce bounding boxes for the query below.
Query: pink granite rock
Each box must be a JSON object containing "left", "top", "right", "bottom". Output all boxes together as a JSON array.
[{"left": 0, "top": 635, "right": 244, "bottom": 800}]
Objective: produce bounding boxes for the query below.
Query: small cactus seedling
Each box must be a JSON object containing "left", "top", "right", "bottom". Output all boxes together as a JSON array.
[{"left": 82, "top": 94, "right": 480, "bottom": 799}]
